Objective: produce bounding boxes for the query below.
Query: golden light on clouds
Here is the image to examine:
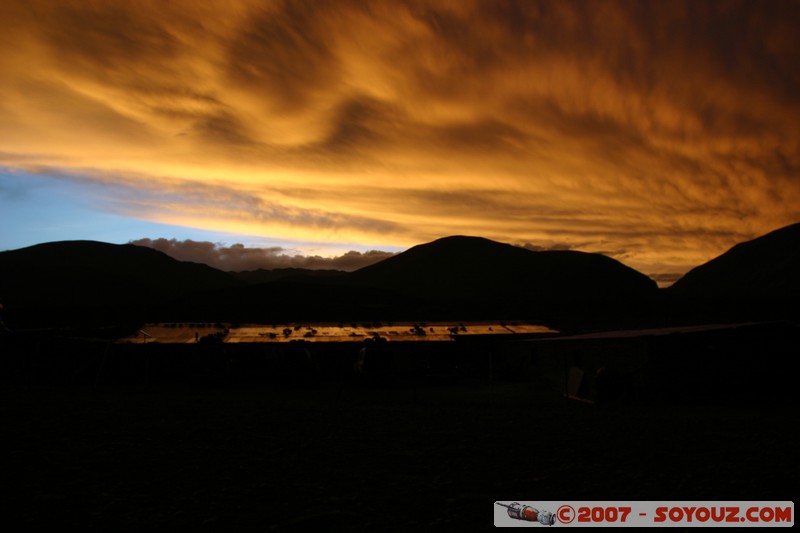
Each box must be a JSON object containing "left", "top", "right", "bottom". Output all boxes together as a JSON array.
[{"left": 2, "top": 0, "right": 799, "bottom": 277}]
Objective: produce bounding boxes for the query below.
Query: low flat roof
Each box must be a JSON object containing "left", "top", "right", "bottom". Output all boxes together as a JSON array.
[
  {"left": 522, "top": 322, "right": 778, "bottom": 342},
  {"left": 118, "top": 322, "right": 557, "bottom": 344}
]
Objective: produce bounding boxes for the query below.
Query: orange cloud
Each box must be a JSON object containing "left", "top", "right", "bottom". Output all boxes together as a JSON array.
[{"left": 1, "top": 0, "right": 799, "bottom": 276}]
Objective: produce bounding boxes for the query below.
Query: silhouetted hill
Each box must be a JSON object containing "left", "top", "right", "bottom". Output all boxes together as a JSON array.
[
  {"left": 0, "top": 236, "right": 664, "bottom": 329},
  {"left": 232, "top": 268, "right": 346, "bottom": 284},
  {"left": 0, "top": 241, "right": 240, "bottom": 327},
  {"left": 343, "top": 236, "right": 659, "bottom": 326},
  {"left": 670, "top": 223, "right": 800, "bottom": 298},
  {"left": 153, "top": 236, "right": 662, "bottom": 327},
  {"left": 666, "top": 223, "right": 800, "bottom": 321}
]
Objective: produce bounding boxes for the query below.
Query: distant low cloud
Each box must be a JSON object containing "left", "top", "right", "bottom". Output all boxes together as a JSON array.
[
  {"left": 518, "top": 242, "right": 575, "bottom": 252},
  {"left": 649, "top": 272, "right": 684, "bottom": 283},
  {"left": 130, "top": 238, "right": 395, "bottom": 272},
  {"left": 648, "top": 272, "right": 685, "bottom": 288}
]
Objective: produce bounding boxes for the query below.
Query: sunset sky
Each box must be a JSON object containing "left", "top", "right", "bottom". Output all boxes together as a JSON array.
[{"left": 1, "top": 0, "right": 799, "bottom": 280}]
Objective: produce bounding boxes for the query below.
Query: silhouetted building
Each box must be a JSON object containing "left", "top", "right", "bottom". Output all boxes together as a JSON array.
[{"left": 511, "top": 322, "right": 799, "bottom": 404}]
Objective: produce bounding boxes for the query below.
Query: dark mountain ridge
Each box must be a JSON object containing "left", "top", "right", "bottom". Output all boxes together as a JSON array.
[
  {"left": 232, "top": 267, "right": 346, "bottom": 285},
  {"left": 0, "top": 236, "right": 659, "bottom": 328},
  {"left": 0, "top": 240, "right": 241, "bottom": 327},
  {"left": 347, "top": 235, "right": 656, "bottom": 300},
  {"left": 339, "top": 236, "right": 659, "bottom": 326},
  {"left": 3, "top": 224, "right": 799, "bottom": 329},
  {"left": 669, "top": 223, "right": 800, "bottom": 299},
  {"left": 665, "top": 223, "right": 800, "bottom": 322}
]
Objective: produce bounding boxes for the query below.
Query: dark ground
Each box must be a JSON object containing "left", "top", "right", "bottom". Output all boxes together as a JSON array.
[{"left": 5, "top": 382, "right": 797, "bottom": 528}]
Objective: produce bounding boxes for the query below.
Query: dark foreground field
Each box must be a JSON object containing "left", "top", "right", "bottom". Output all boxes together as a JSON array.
[{"left": 5, "top": 382, "right": 797, "bottom": 528}]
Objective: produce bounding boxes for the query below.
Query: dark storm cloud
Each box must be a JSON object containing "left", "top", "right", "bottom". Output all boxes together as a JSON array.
[
  {"left": 519, "top": 242, "right": 574, "bottom": 252},
  {"left": 225, "top": 1, "right": 342, "bottom": 113},
  {"left": 131, "top": 237, "right": 395, "bottom": 272}
]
